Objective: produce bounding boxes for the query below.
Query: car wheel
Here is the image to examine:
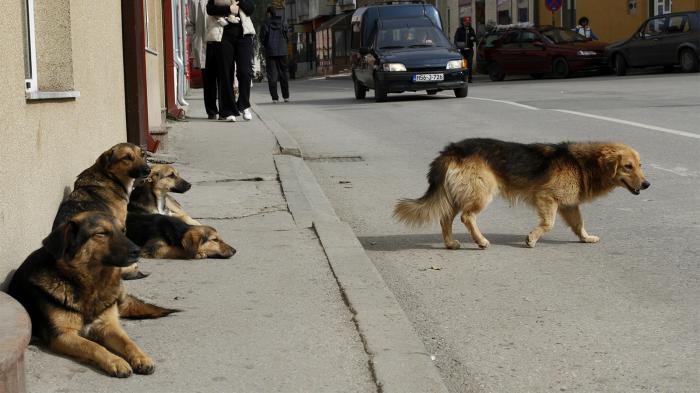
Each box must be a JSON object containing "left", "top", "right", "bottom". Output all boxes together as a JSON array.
[
  {"left": 427, "top": 89, "right": 438, "bottom": 95},
  {"left": 679, "top": 48, "right": 699, "bottom": 73},
  {"left": 552, "top": 58, "right": 570, "bottom": 78},
  {"left": 488, "top": 63, "right": 505, "bottom": 81},
  {"left": 614, "top": 54, "right": 627, "bottom": 76},
  {"left": 454, "top": 86, "right": 468, "bottom": 98},
  {"left": 374, "top": 77, "right": 387, "bottom": 102},
  {"left": 353, "top": 77, "right": 367, "bottom": 100},
  {"left": 531, "top": 73, "right": 544, "bottom": 79}
]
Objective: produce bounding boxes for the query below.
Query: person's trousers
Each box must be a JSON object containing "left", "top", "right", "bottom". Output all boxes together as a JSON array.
[
  {"left": 203, "top": 42, "right": 220, "bottom": 117},
  {"left": 217, "top": 33, "right": 254, "bottom": 117},
  {"left": 462, "top": 49, "right": 474, "bottom": 81},
  {"left": 266, "top": 56, "right": 290, "bottom": 101}
]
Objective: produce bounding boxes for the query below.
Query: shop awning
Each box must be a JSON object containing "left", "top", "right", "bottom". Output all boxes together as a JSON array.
[{"left": 316, "top": 12, "right": 352, "bottom": 32}]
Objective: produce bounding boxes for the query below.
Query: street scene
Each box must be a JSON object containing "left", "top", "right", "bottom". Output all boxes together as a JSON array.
[{"left": 1, "top": 0, "right": 699, "bottom": 393}]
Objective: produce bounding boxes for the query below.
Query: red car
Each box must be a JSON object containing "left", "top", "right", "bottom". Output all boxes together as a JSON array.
[{"left": 476, "top": 26, "right": 609, "bottom": 81}]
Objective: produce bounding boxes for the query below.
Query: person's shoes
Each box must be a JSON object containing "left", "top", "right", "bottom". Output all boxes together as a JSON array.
[
  {"left": 225, "top": 115, "right": 236, "bottom": 122},
  {"left": 272, "top": 99, "right": 279, "bottom": 104},
  {"left": 242, "top": 108, "right": 252, "bottom": 121},
  {"left": 283, "top": 98, "right": 289, "bottom": 103},
  {"left": 208, "top": 114, "right": 217, "bottom": 120}
]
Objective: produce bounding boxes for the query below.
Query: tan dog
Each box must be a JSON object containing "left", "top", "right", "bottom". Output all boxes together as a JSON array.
[
  {"left": 53, "top": 143, "right": 150, "bottom": 279},
  {"left": 128, "top": 164, "right": 200, "bottom": 226},
  {"left": 126, "top": 213, "right": 236, "bottom": 259},
  {"left": 8, "top": 212, "right": 178, "bottom": 377},
  {"left": 394, "top": 138, "right": 650, "bottom": 249}
]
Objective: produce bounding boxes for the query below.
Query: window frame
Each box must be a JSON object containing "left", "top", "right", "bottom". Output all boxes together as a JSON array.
[{"left": 24, "top": 0, "right": 38, "bottom": 93}]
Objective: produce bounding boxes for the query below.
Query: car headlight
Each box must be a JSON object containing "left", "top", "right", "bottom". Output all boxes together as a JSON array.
[
  {"left": 382, "top": 63, "right": 406, "bottom": 72},
  {"left": 577, "top": 50, "right": 597, "bottom": 56},
  {"left": 446, "top": 59, "right": 467, "bottom": 69}
]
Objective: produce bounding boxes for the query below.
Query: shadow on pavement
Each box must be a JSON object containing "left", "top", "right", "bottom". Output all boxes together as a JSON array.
[{"left": 359, "top": 233, "right": 578, "bottom": 251}]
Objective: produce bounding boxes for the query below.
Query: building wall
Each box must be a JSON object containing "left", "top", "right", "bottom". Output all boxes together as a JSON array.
[{"left": 0, "top": 1, "right": 127, "bottom": 288}]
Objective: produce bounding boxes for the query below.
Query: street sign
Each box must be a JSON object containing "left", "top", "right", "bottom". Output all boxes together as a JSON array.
[{"left": 545, "top": 0, "right": 563, "bottom": 12}]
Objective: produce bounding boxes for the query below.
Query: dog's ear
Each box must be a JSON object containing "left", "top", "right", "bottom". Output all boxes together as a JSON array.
[
  {"left": 182, "top": 228, "right": 205, "bottom": 258},
  {"left": 43, "top": 220, "right": 79, "bottom": 260},
  {"left": 97, "top": 147, "right": 117, "bottom": 169},
  {"left": 599, "top": 148, "right": 621, "bottom": 178}
]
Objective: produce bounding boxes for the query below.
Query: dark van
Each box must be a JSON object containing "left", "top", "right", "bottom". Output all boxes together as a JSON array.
[{"left": 350, "top": 3, "right": 468, "bottom": 102}]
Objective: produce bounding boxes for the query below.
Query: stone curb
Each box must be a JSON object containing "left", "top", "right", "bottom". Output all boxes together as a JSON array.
[
  {"left": 0, "top": 292, "right": 31, "bottom": 393},
  {"left": 258, "top": 109, "right": 449, "bottom": 393},
  {"left": 251, "top": 105, "right": 302, "bottom": 157}
]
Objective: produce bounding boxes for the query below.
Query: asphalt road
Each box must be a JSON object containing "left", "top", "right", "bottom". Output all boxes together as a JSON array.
[{"left": 251, "top": 70, "right": 700, "bottom": 393}]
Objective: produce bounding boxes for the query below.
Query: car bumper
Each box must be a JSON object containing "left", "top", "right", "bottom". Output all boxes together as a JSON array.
[
  {"left": 568, "top": 55, "right": 608, "bottom": 72},
  {"left": 376, "top": 69, "right": 468, "bottom": 92}
]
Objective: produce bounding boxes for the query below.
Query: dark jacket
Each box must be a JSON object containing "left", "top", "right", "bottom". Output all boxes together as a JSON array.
[
  {"left": 260, "top": 15, "right": 288, "bottom": 57},
  {"left": 454, "top": 25, "right": 477, "bottom": 50}
]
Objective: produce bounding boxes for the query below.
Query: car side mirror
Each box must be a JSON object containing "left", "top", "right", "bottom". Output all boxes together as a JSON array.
[{"left": 359, "top": 47, "right": 370, "bottom": 55}]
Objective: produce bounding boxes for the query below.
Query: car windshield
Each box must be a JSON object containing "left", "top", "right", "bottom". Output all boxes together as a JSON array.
[
  {"left": 540, "top": 28, "right": 588, "bottom": 43},
  {"left": 376, "top": 20, "right": 450, "bottom": 49}
]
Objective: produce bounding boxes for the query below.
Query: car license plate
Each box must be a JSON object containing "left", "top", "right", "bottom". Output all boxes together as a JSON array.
[{"left": 413, "top": 73, "right": 444, "bottom": 82}]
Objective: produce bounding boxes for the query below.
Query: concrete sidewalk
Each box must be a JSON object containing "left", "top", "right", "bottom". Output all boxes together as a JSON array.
[{"left": 23, "top": 89, "right": 375, "bottom": 393}]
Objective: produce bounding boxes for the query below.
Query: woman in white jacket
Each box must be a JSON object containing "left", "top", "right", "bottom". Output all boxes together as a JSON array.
[{"left": 206, "top": 0, "right": 256, "bottom": 121}]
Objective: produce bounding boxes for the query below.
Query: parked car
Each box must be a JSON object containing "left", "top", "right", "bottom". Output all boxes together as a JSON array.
[
  {"left": 476, "top": 25, "right": 609, "bottom": 81},
  {"left": 606, "top": 11, "right": 700, "bottom": 75},
  {"left": 350, "top": 4, "right": 468, "bottom": 102}
]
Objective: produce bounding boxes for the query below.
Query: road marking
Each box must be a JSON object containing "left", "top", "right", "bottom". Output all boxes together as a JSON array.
[
  {"left": 467, "top": 97, "right": 539, "bottom": 110},
  {"left": 553, "top": 109, "right": 700, "bottom": 140}
]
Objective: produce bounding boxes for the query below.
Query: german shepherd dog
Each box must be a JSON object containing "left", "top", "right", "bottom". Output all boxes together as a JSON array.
[
  {"left": 8, "top": 212, "right": 178, "bottom": 378},
  {"left": 126, "top": 213, "right": 236, "bottom": 259},
  {"left": 128, "top": 164, "right": 201, "bottom": 226},
  {"left": 394, "top": 138, "right": 650, "bottom": 249},
  {"left": 53, "top": 143, "right": 151, "bottom": 279}
]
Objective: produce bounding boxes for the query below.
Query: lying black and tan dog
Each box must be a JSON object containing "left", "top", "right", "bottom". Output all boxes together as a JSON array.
[
  {"left": 8, "top": 212, "right": 178, "bottom": 378},
  {"left": 128, "top": 164, "right": 201, "bottom": 226},
  {"left": 53, "top": 143, "right": 150, "bottom": 279},
  {"left": 394, "top": 138, "right": 650, "bottom": 249},
  {"left": 126, "top": 213, "right": 236, "bottom": 259}
]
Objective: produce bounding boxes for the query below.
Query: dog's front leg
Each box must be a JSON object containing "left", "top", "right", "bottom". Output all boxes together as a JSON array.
[
  {"left": 526, "top": 199, "right": 558, "bottom": 248},
  {"left": 559, "top": 205, "right": 599, "bottom": 244},
  {"left": 49, "top": 329, "right": 133, "bottom": 377},
  {"left": 91, "top": 305, "right": 155, "bottom": 375}
]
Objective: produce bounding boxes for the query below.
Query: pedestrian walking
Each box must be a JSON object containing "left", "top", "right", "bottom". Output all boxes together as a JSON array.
[
  {"left": 206, "top": 0, "right": 256, "bottom": 122},
  {"left": 573, "top": 16, "right": 599, "bottom": 40},
  {"left": 259, "top": 6, "right": 290, "bottom": 103},
  {"left": 188, "top": 0, "right": 220, "bottom": 120},
  {"left": 454, "top": 16, "right": 477, "bottom": 83}
]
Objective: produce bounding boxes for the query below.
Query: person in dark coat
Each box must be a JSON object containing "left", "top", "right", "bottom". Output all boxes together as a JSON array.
[
  {"left": 259, "top": 6, "right": 290, "bottom": 103},
  {"left": 454, "top": 16, "right": 477, "bottom": 83}
]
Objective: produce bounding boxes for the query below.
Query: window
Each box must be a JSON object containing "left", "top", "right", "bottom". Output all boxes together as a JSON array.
[
  {"left": 642, "top": 17, "right": 666, "bottom": 37},
  {"left": 667, "top": 15, "right": 690, "bottom": 33},
  {"left": 334, "top": 30, "right": 347, "bottom": 57},
  {"left": 501, "top": 30, "right": 520, "bottom": 48},
  {"left": 23, "top": 0, "right": 37, "bottom": 92},
  {"left": 497, "top": 0, "right": 512, "bottom": 25},
  {"left": 517, "top": 0, "right": 529, "bottom": 23}
]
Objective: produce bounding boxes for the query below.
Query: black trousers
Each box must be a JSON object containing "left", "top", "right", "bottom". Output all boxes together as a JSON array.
[
  {"left": 461, "top": 48, "right": 474, "bottom": 81},
  {"left": 217, "top": 33, "right": 254, "bottom": 117},
  {"left": 203, "top": 42, "right": 220, "bottom": 117},
  {"left": 266, "top": 56, "right": 290, "bottom": 100}
]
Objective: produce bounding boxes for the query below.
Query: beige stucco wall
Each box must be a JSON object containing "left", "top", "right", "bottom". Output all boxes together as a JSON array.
[{"left": 0, "top": 1, "right": 127, "bottom": 288}]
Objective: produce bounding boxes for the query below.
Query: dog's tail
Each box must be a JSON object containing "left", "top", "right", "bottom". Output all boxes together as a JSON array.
[
  {"left": 393, "top": 155, "right": 453, "bottom": 227},
  {"left": 119, "top": 294, "right": 181, "bottom": 319}
]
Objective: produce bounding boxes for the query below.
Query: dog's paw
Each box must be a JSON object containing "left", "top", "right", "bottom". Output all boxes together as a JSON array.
[
  {"left": 525, "top": 234, "right": 538, "bottom": 248},
  {"left": 130, "top": 354, "right": 155, "bottom": 375},
  {"left": 477, "top": 239, "right": 490, "bottom": 249},
  {"left": 194, "top": 252, "right": 207, "bottom": 259},
  {"left": 105, "top": 356, "right": 133, "bottom": 378},
  {"left": 445, "top": 240, "right": 461, "bottom": 250},
  {"left": 581, "top": 235, "right": 600, "bottom": 243}
]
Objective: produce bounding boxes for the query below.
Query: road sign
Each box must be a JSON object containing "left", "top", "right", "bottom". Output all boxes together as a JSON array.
[{"left": 545, "top": 0, "right": 563, "bottom": 12}]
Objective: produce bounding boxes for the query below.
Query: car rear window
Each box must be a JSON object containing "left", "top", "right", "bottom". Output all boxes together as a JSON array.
[{"left": 540, "top": 28, "right": 588, "bottom": 43}]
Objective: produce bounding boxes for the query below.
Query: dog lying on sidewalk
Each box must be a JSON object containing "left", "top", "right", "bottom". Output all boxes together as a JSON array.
[
  {"left": 52, "top": 143, "right": 151, "bottom": 280},
  {"left": 8, "top": 212, "right": 179, "bottom": 378},
  {"left": 128, "top": 164, "right": 201, "bottom": 226},
  {"left": 394, "top": 138, "right": 650, "bottom": 249},
  {"left": 126, "top": 213, "right": 236, "bottom": 259}
]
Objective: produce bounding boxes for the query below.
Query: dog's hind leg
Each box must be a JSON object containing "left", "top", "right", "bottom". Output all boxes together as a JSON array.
[
  {"left": 559, "top": 205, "right": 599, "bottom": 244},
  {"left": 440, "top": 210, "right": 460, "bottom": 250},
  {"left": 119, "top": 294, "right": 180, "bottom": 319},
  {"left": 461, "top": 210, "right": 490, "bottom": 249},
  {"left": 91, "top": 304, "right": 155, "bottom": 375},
  {"left": 526, "top": 198, "right": 558, "bottom": 248}
]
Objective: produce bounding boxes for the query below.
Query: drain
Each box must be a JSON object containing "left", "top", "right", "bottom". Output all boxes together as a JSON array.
[{"left": 304, "top": 155, "right": 364, "bottom": 162}]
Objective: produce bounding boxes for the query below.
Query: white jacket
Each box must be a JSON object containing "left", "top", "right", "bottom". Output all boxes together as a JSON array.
[{"left": 205, "top": 0, "right": 255, "bottom": 43}]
